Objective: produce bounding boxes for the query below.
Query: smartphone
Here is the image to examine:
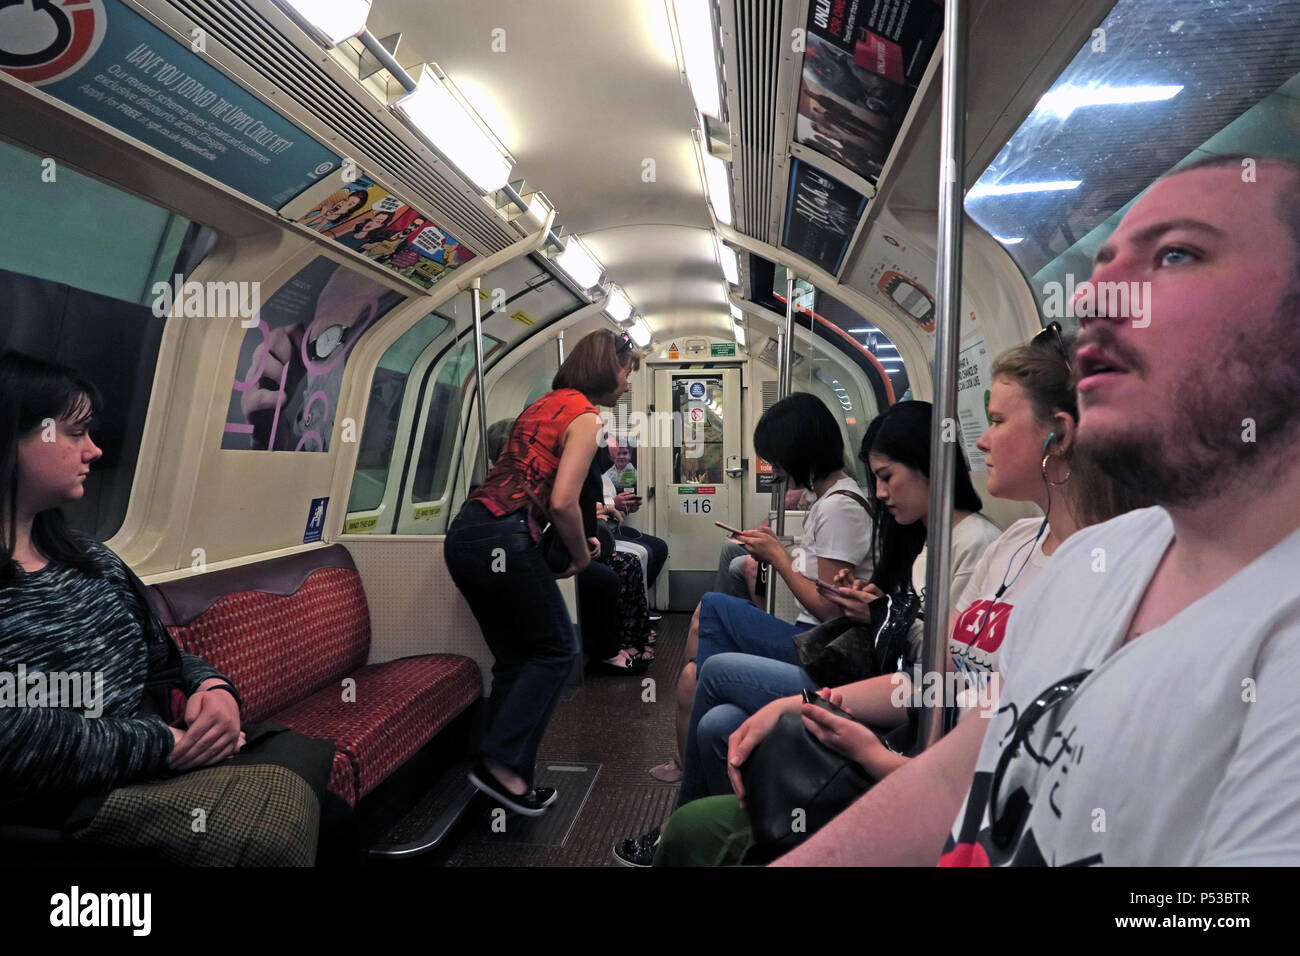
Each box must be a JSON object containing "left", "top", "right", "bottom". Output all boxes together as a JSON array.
[
  {"left": 802, "top": 688, "right": 853, "bottom": 720},
  {"left": 814, "top": 579, "right": 842, "bottom": 596},
  {"left": 714, "top": 520, "right": 743, "bottom": 536}
]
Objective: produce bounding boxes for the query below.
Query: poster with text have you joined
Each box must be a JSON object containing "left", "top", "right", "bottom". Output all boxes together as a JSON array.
[{"left": 0, "top": 0, "right": 340, "bottom": 208}]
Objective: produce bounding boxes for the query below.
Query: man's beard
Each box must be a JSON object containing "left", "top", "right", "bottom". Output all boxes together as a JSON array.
[{"left": 1078, "top": 288, "right": 1300, "bottom": 506}]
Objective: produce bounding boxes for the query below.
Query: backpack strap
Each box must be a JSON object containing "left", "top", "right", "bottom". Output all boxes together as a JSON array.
[{"left": 828, "top": 488, "right": 872, "bottom": 513}]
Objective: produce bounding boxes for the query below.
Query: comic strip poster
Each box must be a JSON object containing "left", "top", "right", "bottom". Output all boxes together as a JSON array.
[
  {"left": 222, "top": 257, "right": 405, "bottom": 452},
  {"left": 796, "top": 0, "right": 944, "bottom": 181},
  {"left": 282, "top": 174, "right": 475, "bottom": 291}
]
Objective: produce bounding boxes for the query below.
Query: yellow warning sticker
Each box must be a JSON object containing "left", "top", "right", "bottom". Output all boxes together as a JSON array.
[
  {"left": 413, "top": 504, "right": 443, "bottom": 521},
  {"left": 343, "top": 515, "right": 379, "bottom": 534},
  {"left": 510, "top": 310, "right": 536, "bottom": 327}
]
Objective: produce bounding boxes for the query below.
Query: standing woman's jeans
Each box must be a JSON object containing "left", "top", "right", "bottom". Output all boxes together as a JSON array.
[{"left": 445, "top": 501, "right": 578, "bottom": 788}]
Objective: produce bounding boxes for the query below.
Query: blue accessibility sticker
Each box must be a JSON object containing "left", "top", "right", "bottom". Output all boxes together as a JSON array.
[{"left": 303, "top": 497, "right": 329, "bottom": 543}]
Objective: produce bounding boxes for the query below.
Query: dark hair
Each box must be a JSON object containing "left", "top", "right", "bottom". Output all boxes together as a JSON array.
[
  {"left": 333, "top": 188, "right": 369, "bottom": 216},
  {"left": 752, "top": 392, "right": 845, "bottom": 489},
  {"left": 552, "top": 329, "right": 641, "bottom": 401},
  {"left": 860, "top": 400, "right": 983, "bottom": 594},
  {"left": 0, "top": 351, "right": 105, "bottom": 584}
]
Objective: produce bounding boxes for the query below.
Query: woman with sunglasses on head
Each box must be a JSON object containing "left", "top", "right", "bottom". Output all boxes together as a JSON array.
[
  {"left": 648, "top": 331, "right": 1147, "bottom": 866},
  {"left": 446, "top": 329, "right": 640, "bottom": 815}
]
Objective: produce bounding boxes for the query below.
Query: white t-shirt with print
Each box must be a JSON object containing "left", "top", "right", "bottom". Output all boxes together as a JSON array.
[
  {"left": 943, "top": 506, "right": 1300, "bottom": 866},
  {"left": 794, "top": 476, "right": 874, "bottom": 625},
  {"left": 948, "top": 517, "right": 1049, "bottom": 681}
]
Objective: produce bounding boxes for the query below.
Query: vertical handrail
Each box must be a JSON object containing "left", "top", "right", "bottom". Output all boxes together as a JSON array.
[
  {"left": 918, "top": 0, "right": 968, "bottom": 753},
  {"left": 766, "top": 271, "right": 797, "bottom": 614},
  {"left": 470, "top": 277, "right": 490, "bottom": 480},
  {"left": 556, "top": 329, "right": 565, "bottom": 366}
]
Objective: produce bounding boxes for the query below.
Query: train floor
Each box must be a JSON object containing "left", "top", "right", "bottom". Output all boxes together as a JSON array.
[{"left": 376, "top": 611, "right": 693, "bottom": 866}]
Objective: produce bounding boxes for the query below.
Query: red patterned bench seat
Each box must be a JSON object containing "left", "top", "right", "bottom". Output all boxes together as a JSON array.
[{"left": 147, "top": 544, "right": 480, "bottom": 805}]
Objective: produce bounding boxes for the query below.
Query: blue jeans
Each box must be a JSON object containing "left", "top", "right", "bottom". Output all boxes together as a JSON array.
[
  {"left": 695, "top": 592, "right": 807, "bottom": 671},
  {"left": 445, "top": 501, "right": 578, "bottom": 787}
]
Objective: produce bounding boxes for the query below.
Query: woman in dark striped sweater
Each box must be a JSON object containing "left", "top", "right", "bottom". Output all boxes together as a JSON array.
[{"left": 0, "top": 351, "right": 243, "bottom": 823}]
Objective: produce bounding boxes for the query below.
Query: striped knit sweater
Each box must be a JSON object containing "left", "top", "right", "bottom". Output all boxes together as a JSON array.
[{"left": 0, "top": 541, "right": 224, "bottom": 801}]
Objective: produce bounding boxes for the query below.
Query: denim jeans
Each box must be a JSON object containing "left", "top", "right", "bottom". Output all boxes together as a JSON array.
[
  {"left": 695, "top": 592, "right": 807, "bottom": 671},
  {"left": 677, "top": 652, "right": 819, "bottom": 806},
  {"left": 445, "top": 501, "right": 578, "bottom": 787},
  {"left": 714, "top": 541, "right": 750, "bottom": 600}
]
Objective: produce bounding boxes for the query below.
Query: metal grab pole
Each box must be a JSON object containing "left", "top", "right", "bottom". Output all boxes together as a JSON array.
[
  {"left": 918, "top": 0, "right": 968, "bottom": 754},
  {"left": 766, "top": 272, "right": 798, "bottom": 615},
  {"left": 556, "top": 329, "right": 565, "bottom": 366},
  {"left": 469, "top": 277, "right": 490, "bottom": 480}
]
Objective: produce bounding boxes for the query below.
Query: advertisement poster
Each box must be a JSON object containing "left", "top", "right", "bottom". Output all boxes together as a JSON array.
[
  {"left": 853, "top": 225, "right": 937, "bottom": 335},
  {"left": 0, "top": 0, "right": 340, "bottom": 208},
  {"left": 796, "top": 0, "right": 943, "bottom": 181},
  {"left": 282, "top": 174, "right": 475, "bottom": 291},
  {"left": 782, "top": 159, "right": 867, "bottom": 274},
  {"left": 956, "top": 336, "right": 993, "bottom": 473},
  {"left": 222, "top": 257, "right": 405, "bottom": 452}
]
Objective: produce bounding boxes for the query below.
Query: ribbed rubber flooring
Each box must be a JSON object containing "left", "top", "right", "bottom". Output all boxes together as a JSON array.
[{"left": 385, "top": 612, "right": 691, "bottom": 866}]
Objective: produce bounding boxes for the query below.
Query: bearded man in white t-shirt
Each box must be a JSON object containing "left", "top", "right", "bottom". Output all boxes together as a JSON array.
[{"left": 774, "top": 155, "right": 1300, "bottom": 867}]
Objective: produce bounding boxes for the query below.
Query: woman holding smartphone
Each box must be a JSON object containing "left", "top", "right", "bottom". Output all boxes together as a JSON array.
[{"left": 446, "top": 329, "right": 640, "bottom": 815}]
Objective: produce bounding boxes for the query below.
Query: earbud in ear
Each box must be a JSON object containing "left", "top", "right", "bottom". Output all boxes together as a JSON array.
[{"left": 1040, "top": 433, "right": 1057, "bottom": 456}]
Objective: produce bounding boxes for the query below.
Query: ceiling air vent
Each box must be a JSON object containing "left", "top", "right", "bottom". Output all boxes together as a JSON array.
[{"left": 721, "top": 0, "right": 782, "bottom": 241}]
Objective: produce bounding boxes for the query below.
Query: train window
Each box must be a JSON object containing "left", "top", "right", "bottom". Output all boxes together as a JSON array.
[
  {"left": 964, "top": 0, "right": 1300, "bottom": 330},
  {"left": 0, "top": 136, "right": 214, "bottom": 540},
  {"left": 484, "top": 337, "right": 560, "bottom": 457},
  {"left": 672, "top": 376, "right": 727, "bottom": 484},
  {"left": 346, "top": 313, "right": 452, "bottom": 514},
  {"left": 410, "top": 334, "right": 504, "bottom": 505}
]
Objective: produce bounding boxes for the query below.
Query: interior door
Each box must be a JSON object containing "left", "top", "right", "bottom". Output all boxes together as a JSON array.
[{"left": 653, "top": 367, "right": 742, "bottom": 610}]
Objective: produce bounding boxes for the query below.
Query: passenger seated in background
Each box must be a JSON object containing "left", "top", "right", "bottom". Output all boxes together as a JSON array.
[
  {"left": 0, "top": 351, "right": 350, "bottom": 865},
  {"left": 712, "top": 486, "right": 807, "bottom": 610},
  {"left": 776, "top": 155, "right": 1300, "bottom": 867},
  {"left": 653, "top": 335, "right": 1145, "bottom": 864},
  {"left": 600, "top": 437, "right": 669, "bottom": 598},
  {"left": 579, "top": 445, "right": 654, "bottom": 675}
]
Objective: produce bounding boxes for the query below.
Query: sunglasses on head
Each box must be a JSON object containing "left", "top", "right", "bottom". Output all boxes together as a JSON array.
[
  {"left": 1031, "top": 321, "right": 1069, "bottom": 364},
  {"left": 615, "top": 331, "right": 633, "bottom": 354}
]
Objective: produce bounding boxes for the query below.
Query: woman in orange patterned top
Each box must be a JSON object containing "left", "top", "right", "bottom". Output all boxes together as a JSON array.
[{"left": 446, "top": 329, "right": 640, "bottom": 815}]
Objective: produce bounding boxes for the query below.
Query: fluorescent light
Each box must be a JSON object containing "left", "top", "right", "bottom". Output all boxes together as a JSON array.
[
  {"left": 605, "top": 287, "right": 633, "bottom": 322},
  {"left": 718, "top": 242, "right": 739, "bottom": 285},
  {"left": 553, "top": 235, "right": 604, "bottom": 290},
  {"left": 733, "top": 322, "right": 746, "bottom": 346},
  {"left": 993, "top": 235, "right": 1024, "bottom": 244},
  {"left": 848, "top": 326, "right": 877, "bottom": 332},
  {"left": 1035, "top": 84, "right": 1183, "bottom": 120},
  {"left": 673, "top": 0, "right": 722, "bottom": 119},
  {"left": 629, "top": 320, "right": 652, "bottom": 347},
  {"left": 730, "top": 304, "right": 743, "bottom": 322},
  {"left": 281, "top": 0, "right": 371, "bottom": 44},
  {"left": 966, "top": 180, "right": 1082, "bottom": 200},
  {"left": 394, "top": 65, "right": 513, "bottom": 193},
  {"left": 701, "top": 149, "right": 733, "bottom": 225}
]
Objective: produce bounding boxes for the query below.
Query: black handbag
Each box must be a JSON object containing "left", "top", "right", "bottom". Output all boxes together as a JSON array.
[
  {"left": 741, "top": 706, "right": 890, "bottom": 858},
  {"left": 538, "top": 524, "right": 573, "bottom": 573},
  {"left": 792, "top": 587, "right": 922, "bottom": 688}
]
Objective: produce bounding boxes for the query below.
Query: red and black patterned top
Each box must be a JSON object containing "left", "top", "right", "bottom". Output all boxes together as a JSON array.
[{"left": 468, "top": 388, "right": 598, "bottom": 540}]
